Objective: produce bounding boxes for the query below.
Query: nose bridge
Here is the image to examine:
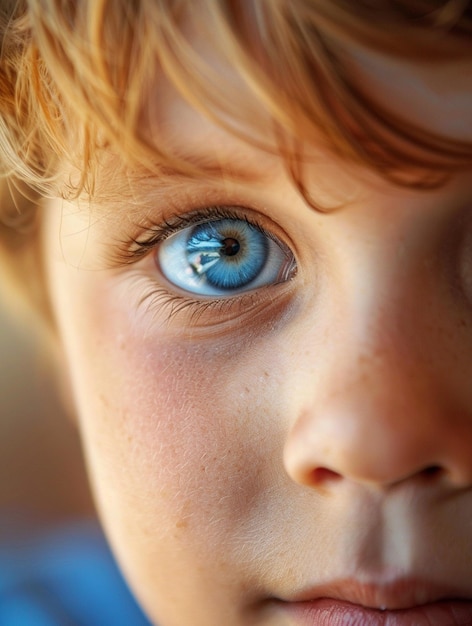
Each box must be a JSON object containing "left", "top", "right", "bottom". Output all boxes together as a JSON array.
[{"left": 283, "top": 249, "right": 472, "bottom": 491}]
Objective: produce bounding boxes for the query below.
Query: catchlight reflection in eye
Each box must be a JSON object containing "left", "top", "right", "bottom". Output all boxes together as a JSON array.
[{"left": 157, "top": 218, "right": 296, "bottom": 296}]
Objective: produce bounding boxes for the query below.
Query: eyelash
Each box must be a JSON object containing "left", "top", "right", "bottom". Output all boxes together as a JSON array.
[
  {"left": 133, "top": 278, "right": 263, "bottom": 327},
  {"left": 115, "top": 205, "right": 296, "bottom": 324},
  {"left": 124, "top": 206, "right": 272, "bottom": 261}
]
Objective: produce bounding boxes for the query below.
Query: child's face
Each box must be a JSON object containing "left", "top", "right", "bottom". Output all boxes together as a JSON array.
[{"left": 42, "top": 31, "right": 472, "bottom": 626}]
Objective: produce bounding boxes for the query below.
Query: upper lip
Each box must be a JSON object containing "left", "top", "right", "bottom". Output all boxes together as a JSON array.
[{"left": 283, "top": 577, "right": 468, "bottom": 610}]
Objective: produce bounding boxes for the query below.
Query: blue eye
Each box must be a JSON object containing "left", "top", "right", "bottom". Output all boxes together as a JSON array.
[{"left": 157, "top": 218, "right": 295, "bottom": 296}]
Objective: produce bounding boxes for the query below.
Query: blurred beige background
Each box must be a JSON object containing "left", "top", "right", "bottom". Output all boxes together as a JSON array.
[{"left": 0, "top": 299, "right": 94, "bottom": 524}]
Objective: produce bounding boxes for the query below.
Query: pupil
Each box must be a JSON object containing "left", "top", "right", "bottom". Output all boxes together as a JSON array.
[{"left": 221, "top": 237, "right": 240, "bottom": 257}]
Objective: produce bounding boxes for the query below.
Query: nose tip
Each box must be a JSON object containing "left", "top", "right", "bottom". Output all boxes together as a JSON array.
[{"left": 283, "top": 363, "right": 472, "bottom": 492}]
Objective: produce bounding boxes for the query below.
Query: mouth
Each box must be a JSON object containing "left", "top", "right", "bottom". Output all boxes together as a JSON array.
[
  {"left": 277, "top": 598, "right": 472, "bottom": 626},
  {"left": 275, "top": 578, "right": 472, "bottom": 625}
]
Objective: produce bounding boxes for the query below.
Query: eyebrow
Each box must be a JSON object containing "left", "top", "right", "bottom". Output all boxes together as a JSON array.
[
  {"left": 162, "top": 137, "right": 288, "bottom": 186},
  {"left": 91, "top": 143, "right": 280, "bottom": 210},
  {"left": 84, "top": 149, "right": 276, "bottom": 231},
  {"left": 149, "top": 156, "right": 266, "bottom": 186}
]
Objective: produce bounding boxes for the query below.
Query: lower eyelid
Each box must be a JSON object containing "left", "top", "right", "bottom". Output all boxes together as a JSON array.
[{"left": 129, "top": 272, "right": 295, "bottom": 332}]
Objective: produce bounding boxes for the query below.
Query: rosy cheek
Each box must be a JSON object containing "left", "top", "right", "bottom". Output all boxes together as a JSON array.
[{"left": 69, "top": 295, "right": 285, "bottom": 550}]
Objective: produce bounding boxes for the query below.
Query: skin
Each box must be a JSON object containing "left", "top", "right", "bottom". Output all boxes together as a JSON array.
[{"left": 42, "top": 28, "right": 472, "bottom": 626}]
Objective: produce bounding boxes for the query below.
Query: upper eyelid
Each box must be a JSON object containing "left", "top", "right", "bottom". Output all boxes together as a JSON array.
[
  {"left": 119, "top": 204, "right": 294, "bottom": 262},
  {"left": 142, "top": 206, "right": 252, "bottom": 242}
]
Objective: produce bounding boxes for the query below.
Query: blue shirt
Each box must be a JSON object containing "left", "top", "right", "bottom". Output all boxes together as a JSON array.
[{"left": 0, "top": 517, "right": 152, "bottom": 626}]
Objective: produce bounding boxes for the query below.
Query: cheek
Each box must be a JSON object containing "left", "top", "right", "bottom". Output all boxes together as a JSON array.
[{"left": 60, "top": 292, "right": 290, "bottom": 605}]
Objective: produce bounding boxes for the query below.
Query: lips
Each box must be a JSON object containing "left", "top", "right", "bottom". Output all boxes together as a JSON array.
[
  {"left": 279, "top": 598, "right": 472, "bottom": 626},
  {"left": 276, "top": 578, "right": 472, "bottom": 625}
]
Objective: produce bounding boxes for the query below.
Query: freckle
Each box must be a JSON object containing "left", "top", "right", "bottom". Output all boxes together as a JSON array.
[
  {"left": 99, "top": 394, "right": 109, "bottom": 408},
  {"left": 175, "top": 520, "right": 188, "bottom": 529}
]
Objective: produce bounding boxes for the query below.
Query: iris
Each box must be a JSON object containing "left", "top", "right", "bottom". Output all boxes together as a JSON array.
[{"left": 186, "top": 221, "right": 268, "bottom": 290}]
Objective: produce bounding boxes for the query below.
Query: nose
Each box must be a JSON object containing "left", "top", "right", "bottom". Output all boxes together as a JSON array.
[{"left": 283, "top": 306, "right": 472, "bottom": 492}]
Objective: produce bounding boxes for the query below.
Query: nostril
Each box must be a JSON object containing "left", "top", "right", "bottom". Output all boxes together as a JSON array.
[
  {"left": 420, "top": 465, "right": 444, "bottom": 480},
  {"left": 310, "top": 467, "right": 342, "bottom": 484},
  {"left": 309, "top": 465, "right": 445, "bottom": 489}
]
